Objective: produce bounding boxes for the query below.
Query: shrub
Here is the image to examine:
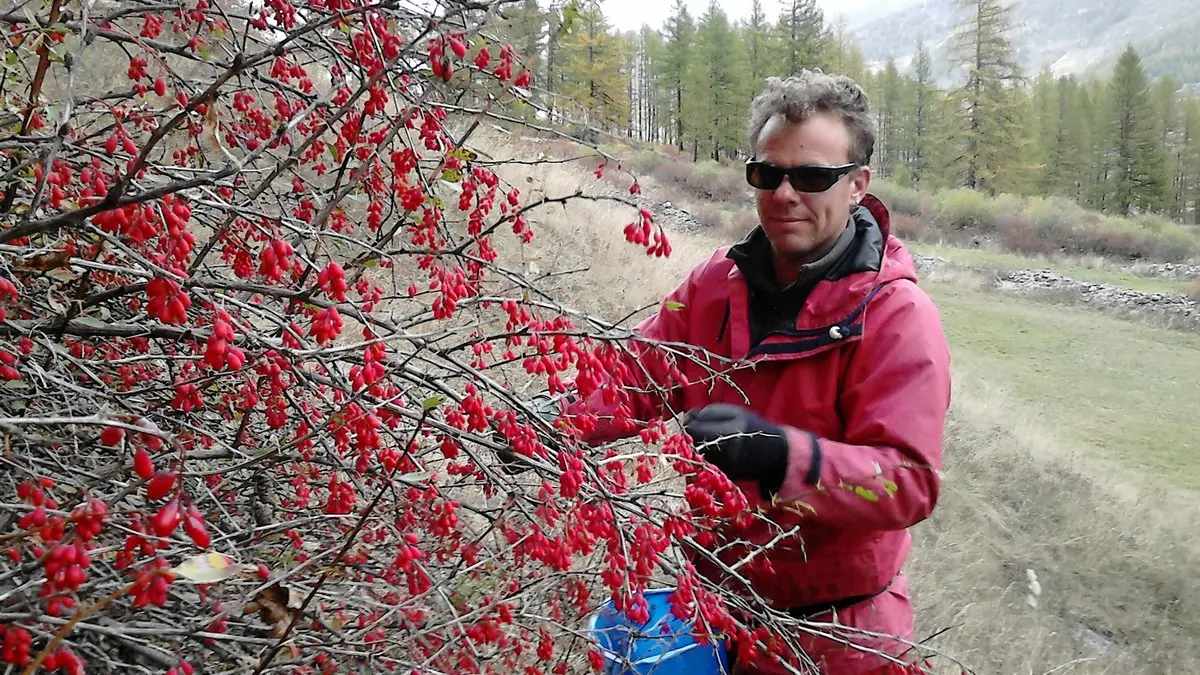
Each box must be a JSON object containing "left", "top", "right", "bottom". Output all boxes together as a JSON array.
[
  {"left": 730, "top": 209, "right": 761, "bottom": 235},
  {"left": 891, "top": 213, "right": 925, "bottom": 240},
  {"left": 1002, "top": 218, "right": 1056, "bottom": 256},
  {"left": 686, "top": 160, "right": 749, "bottom": 203},
  {"left": 629, "top": 149, "right": 667, "bottom": 175},
  {"left": 650, "top": 157, "right": 695, "bottom": 186},
  {"left": 688, "top": 202, "right": 728, "bottom": 229},
  {"left": 0, "top": 4, "right": 814, "bottom": 674},
  {"left": 871, "top": 180, "right": 924, "bottom": 217},
  {"left": 932, "top": 188, "right": 1003, "bottom": 234}
]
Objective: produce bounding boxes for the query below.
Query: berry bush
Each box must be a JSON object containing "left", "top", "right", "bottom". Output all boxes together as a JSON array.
[{"left": 0, "top": 1, "right": 830, "bottom": 673}]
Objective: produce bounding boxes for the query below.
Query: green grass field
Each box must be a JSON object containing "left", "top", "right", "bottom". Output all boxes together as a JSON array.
[
  {"left": 912, "top": 243, "right": 1190, "bottom": 294},
  {"left": 925, "top": 278, "right": 1200, "bottom": 487}
]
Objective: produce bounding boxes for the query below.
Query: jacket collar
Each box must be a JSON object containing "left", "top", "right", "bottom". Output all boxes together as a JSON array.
[
  {"left": 726, "top": 195, "right": 890, "bottom": 292},
  {"left": 719, "top": 194, "right": 914, "bottom": 361},
  {"left": 726, "top": 217, "right": 857, "bottom": 297}
]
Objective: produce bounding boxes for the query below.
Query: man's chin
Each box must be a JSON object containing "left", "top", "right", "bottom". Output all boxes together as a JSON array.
[{"left": 766, "top": 233, "right": 816, "bottom": 256}]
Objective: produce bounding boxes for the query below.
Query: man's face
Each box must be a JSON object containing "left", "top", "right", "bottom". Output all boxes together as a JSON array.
[{"left": 753, "top": 112, "right": 871, "bottom": 272}]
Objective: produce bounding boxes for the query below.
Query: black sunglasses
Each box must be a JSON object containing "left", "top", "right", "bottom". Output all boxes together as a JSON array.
[{"left": 745, "top": 160, "right": 858, "bottom": 192}]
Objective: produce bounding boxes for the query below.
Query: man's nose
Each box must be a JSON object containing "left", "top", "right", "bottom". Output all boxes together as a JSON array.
[{"left": 771, "top": 176, "right": 802, "bottom": 205}]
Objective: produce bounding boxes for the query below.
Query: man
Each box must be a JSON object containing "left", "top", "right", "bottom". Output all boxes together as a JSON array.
[{"left": 542, "top": 71, "right": 951, "bottom": 674}]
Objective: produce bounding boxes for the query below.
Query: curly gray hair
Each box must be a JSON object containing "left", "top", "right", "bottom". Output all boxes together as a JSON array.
[{"left": 747, "top": 70, "right": 876, "bottom": 166}]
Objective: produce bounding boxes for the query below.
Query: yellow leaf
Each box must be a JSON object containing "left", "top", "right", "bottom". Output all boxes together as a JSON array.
[{"left": 174, "top": 552, "right": 240, "bottom": 584}]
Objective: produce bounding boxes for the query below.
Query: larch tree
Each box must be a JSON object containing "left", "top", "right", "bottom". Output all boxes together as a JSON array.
[
  {"left": 497, "top": 0, "right": 547, "bottom": 122},
  {"left": 908, "top": 40, "right": 939, "bottom": 186},
  {"left": 775, "top": 0, "right": 828, "bottom": 76},
  {"left": 1181, "top": 98, "right": 1200, "bottom": 223},
  {"left": 1106, "top": 45, "right": 1169, "bottom": 215},
  {"left": 946, "top": 0, "right": 1026, "bottom": 195},
  {"left": 661, "top": 0, "right": 696, "bottom": 150},
  {"left": 688, "top": 2, "right": 746, "bottom": 160},
  {"left": 557, "top": 0, "right": 629, "bottom": 132},
  {"left": 745, "top": 0, "right": 774, "bottom": 92}
]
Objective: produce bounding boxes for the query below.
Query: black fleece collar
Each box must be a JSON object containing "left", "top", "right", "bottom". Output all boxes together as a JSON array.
[{"left": 727, "top": 203, "right": 885, "bottom": 296}]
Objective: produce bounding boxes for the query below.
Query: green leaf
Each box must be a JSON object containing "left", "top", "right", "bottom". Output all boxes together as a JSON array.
[
  {"left": 422, "top": 396, "right": 443, "bottom": 410},
  {"left": 4, "top": 380, "right": 28, "bottom": 389},
  {"left": 73, "top": 316, "right": 109, "bottom": 330},
  {"left": 362, "top": 257, "right": 379, "bottom": 268},
  {"left": 852, "top": 486, "right": 879, "bottom": 502},
  {"left": 398, "top": 471, "right": 432, "bottom": 484},
  {"left": 664, "top": 300, "right": 685, "bottom": 312},
  {"left": 441, "top": 168, "right": 462, "bottom": 183},
  {"left": 557, "top": 0, "right": 580, "bottom": 37}
]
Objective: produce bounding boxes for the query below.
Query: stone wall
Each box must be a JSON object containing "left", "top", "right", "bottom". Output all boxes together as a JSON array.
[{"left": 913, "top": 255, "right": 1200, "bottom": 331}]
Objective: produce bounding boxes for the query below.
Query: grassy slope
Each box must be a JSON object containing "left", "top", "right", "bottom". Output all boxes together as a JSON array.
[
  {"left": 477, "top": 128, "right": 1200, "bottom": 674},
  {"left": 926, "top": 278, "right": 1200, "bottom": 487}
]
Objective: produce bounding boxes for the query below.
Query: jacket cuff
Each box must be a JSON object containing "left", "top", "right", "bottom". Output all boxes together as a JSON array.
[
  {"left": 803, "top": 430, "right": 823, "bottom": 485},
  {"left": 775, "top": 426, "right": 823, "bottom": 502}
]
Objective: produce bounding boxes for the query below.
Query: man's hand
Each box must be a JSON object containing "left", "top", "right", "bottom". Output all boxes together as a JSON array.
[
  {"left": 683, "top": 403, "right": 789, "bottom": 496},
  {"left": 496, "top": 394, "right": 563, "bottom": 475}
]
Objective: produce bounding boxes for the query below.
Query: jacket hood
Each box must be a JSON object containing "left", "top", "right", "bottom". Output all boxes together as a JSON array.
[{"left": 847, "top": 192, "right": 918, "bottom": 286}]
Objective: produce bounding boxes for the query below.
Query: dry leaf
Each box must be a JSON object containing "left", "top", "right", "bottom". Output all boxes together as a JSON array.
[
  {"left": 202, "top": 104, "right": 222, "bottom": 151},
  {"left": 244, "top": 581, "right": 305, "bottom": 638},
  {"left": 46, "top": 266, "right": 81, "bottom": 282},
  {"left": 21, "top": 249, "right": 71, "bottom": 271}
]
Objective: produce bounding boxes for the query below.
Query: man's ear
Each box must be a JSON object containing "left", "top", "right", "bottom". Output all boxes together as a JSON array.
[{"left": 849, "top": 165, "right": 871, "bottom": 204}]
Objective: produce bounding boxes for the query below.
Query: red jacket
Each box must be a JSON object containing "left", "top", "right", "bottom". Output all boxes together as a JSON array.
[{"left": 563, "top": 195, "right": 951, "bottom": 672}]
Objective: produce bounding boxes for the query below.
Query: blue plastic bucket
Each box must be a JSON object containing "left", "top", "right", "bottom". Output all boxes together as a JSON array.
[{"left": 586, "top": 588, "right": 731, "bottom": 675}]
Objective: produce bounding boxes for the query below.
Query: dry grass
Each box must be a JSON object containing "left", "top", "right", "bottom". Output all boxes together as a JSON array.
[
  {"left": 910, "top": 372, "right": 1200, "bottom": 674},
  {"left": 1186, "top": 277, "right": 1200, "bottom": 301},
  {"left": 467, "top": 128, "right": 1200, "bottom": 675}
]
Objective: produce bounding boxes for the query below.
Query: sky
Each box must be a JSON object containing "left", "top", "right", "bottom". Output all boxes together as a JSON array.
[{"left": 599, "top": 0, "right": 867, "bottom": 33}]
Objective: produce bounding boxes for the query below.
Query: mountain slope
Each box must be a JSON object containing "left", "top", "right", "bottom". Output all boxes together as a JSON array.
[{"left": 847, "top": 0, "right": 1200, "bottom": 85}]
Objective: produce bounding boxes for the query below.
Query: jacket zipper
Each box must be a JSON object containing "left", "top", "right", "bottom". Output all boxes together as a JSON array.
[{"left": 743, "top": 282, "right": 892, "bottom": 359}]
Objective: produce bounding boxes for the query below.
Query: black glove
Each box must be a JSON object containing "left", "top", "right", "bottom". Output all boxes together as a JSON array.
[
  {"left": 683, "top": 403, "right": 789, "bottom": 497},
  {"left": 496, "top": 394, "right": 563, "bottom": 475}
]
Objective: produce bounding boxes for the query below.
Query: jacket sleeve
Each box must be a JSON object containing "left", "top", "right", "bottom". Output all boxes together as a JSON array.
[
  {"left": 772, "top": 280, "right": 952, "bottom": 531},
  {"left": 556, "top": 260, "right": 706, "bottom": 445}
]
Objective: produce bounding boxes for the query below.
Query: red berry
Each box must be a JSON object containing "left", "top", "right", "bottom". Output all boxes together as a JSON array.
[
  {"left": 146, "top": 471, "right": 176, "bottom": 501},
  {"left": 132, "top": 448, "right": 154, "bottom": 480},
  {"left": 100, "top": 425, "right": 124, "bottom": 447},
  {"left": 151, "top": 499, "right": 181, "bottom": 537},
  {"left": 182, "top": 504, "right": 210, "bottom": 549}
]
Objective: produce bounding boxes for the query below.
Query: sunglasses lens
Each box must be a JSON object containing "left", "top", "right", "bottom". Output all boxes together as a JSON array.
[
  {"left": 746, "top": 163, "right": 784, "bottom": 190},
  {"left": 789, "top": 167, "right": 837, "bottom": 192}
]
